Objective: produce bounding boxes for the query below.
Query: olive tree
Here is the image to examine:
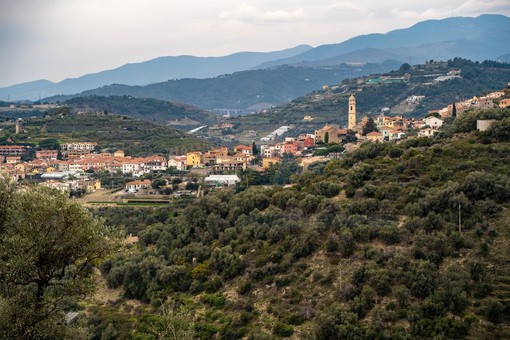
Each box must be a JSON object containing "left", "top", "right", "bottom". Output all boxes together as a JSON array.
[{"left": 0, "top": 181, "right": 115, "bottom": 338}]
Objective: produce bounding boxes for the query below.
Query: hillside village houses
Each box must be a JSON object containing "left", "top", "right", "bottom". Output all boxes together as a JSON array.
[
  {"left": 1, "top": 88, "right": 507, "bottom": 191},
  {"left": 439, "top": 91, "right": 503, "bottom": 118}
]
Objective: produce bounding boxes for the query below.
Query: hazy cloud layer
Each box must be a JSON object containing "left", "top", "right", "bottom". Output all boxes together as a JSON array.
[{"left": 0, "top": 0, "right": 509, "bottom": 87}]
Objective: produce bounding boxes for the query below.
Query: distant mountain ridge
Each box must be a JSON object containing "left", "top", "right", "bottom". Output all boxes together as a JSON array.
[
  {"left": 0, "top": 45, "right": 312, "bottom": 101},
  {"left": 43, "top": 62, "right": 403, "bottom": 113},
  {"left": 1, "top": 14, "right": 509, "bottom": 102},
  {"left": 255, "top": 14, "right": 510, "bottom": 68}
]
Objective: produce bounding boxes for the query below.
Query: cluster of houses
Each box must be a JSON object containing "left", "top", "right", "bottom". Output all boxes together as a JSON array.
[
  {"left": 436, "top": 90, "right": 510, "bottom": 118},
  {"left": 0, "top": 142, "right": 167, "bottom": 189},
  {"left": 1, "top": 84, "right": 508, "bottom": 193}
]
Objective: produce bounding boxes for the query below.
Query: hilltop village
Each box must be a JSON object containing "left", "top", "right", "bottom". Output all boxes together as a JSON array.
[
  {"left": 0, "top": 91, "right": 510, "bottom": 194},
  {"left": 0, "top": 88, "right": 508, "bottom": 197}
]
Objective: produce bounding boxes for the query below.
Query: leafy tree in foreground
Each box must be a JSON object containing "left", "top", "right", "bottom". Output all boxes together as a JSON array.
[{"left": 0, "top": 181, "right": 115, "bottom": 338}]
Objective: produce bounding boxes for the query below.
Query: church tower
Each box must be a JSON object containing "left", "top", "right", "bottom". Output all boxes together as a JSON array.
[{"left": 348, "top": 94, "right": 357, "bottom": 130}]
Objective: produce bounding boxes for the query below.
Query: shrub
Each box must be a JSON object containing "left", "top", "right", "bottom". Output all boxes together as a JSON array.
[
  {"left": 201, "top": 294, "right": 226, "bottom": 309},
  {"left": 273, "top": 322, "right": 294, "bottom": 337}
]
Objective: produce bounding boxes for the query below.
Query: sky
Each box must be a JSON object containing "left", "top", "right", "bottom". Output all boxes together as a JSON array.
[{"left": 1, "top": 0, "right": 509, "bottom": 88}]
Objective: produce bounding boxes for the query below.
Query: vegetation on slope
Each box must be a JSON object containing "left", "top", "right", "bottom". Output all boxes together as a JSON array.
[
  {"left": 44, "top": 63, "right": 402, "bottom": 112},
  {"left": 0, "top": 183, "right": 115, "bottom": 338},
  {"left": 87, "top": 107, "right": 510, "bottom": 338},
  {"left": 3, "top": 113, "right": 212, "bottom": 156},
  {"left": 63, "top": 95, "right": 219, "bottom": 128}
]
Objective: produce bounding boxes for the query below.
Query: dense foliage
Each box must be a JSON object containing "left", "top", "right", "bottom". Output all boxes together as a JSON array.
[
  {"left": 87, "top": 108, "right": 510, "bottom": 338},
  {"left": 0, "top": 183, "right": 115, "bottom": 338},
  {"left": 14, "top": 113, "right": 212, "bottom": 156},
  {"left": 63, "top": 95, "right": 218, "bottom": 128}
]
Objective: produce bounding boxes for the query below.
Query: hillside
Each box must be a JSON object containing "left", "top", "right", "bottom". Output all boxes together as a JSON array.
[
  {"left": 43, "top": 63, "right": 401, "bottom": 113},
  {"left": 87, "top": 107, "right": 510, "bottom": 338},
  {"left": 6, "top": 113, "right": 212, "bottom": 156},
  {"left": 62, "top": 96, "right": 218, "bottom": 129},
  {"left": 228, "top": 59, "right": 510, "bottom": 138}
]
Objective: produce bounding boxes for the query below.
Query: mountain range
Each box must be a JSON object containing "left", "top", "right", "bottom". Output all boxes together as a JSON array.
[
  {"left": 257, "top": 14, "right": 510, "bottom": 68},
  {"left": 1, "top": 14, "right": 508, "bottom": 104},
  {"left": 44, "top": 62, "right": 401, "bottom": 113}
]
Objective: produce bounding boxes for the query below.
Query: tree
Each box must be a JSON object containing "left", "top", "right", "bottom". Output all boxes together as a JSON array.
[
  {"left": 324, "top": 131, "right": 329, "bottom": 144},
  {"left": 38, "top": 138, "right": 60, "bottom": 150},
  {"left": 0, "top": 182, "right": 115, "bottom": 338},
  {"left": 252, "top": 142, "right": 259, "bottom": 156},
  {"left": 152, "top": 178, "right": 168, "bottom": 190},
  {"left": 362, "top": 118, "right": 378, "bottom": 135},
  {"left": 399, "top": 63, "right": 411, "bottom": 72},
  {"left": 451, "top": 102, "right": 457, "bottom": 117}
]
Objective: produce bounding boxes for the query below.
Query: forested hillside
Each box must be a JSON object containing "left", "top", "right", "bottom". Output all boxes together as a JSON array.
[
  {"left": 44, "top": 63, "right": 401, "bottom": 112},
  {"left": 9, "top": 113, "right": 212, "bottom": 156},
  {"left": 88, "top": 107, "right": 510, "bottom": 338},
  {"left": 63, "top": 96, "right": 218, "bottom": 128}
]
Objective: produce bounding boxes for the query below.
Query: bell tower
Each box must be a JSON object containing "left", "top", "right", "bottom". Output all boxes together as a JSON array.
[{"left": 348, "top": 94, "right": 356, "bottom": 130}]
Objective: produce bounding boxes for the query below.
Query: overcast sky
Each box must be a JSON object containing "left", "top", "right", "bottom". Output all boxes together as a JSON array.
[{"left": 1, "top": 0, "right": 509, "bottom": 87}]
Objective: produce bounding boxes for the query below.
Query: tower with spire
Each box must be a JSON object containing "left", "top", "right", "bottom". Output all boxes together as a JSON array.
[{"left": 348, "top": 94, "right": 357, "bottom": 131}]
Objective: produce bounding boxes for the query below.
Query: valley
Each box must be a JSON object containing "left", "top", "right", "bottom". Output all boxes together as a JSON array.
[{"left": 1, "top": 9, "right": 510, "bottom": 339}]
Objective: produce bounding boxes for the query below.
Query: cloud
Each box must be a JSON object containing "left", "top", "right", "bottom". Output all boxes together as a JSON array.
[
  {"left": 456, "top": 0, "right": 510, "bottom": 14},
  {"left": 326, "top": 2, "right": 366, "bottom": 12},
  {"left": 220, "top": 4, "right": 307, "bottom": 23},
  {"left": 1, "top": 0, "right": 510, "bottom": 87},
  {"left": 389, "top": 7, "right": 446, "bottom": 20}
]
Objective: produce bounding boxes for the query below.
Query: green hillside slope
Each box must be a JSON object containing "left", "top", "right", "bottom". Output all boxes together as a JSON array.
[
  {"left": 63, "top": 95, "right": 218, "bottom": 129},
  {"left": 10, "top": 113, "right": 212, "bottom": 156},
  {"left": 89, "top": 108, "right": 510, "bottom": 338}
]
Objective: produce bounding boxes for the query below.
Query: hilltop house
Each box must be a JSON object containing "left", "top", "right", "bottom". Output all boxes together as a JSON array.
[
  {"left": 315, "top": 124, "right": 347, "bottom": 144},
  {"left": 36, "top": 150, "right": 59, "bottom": 160},
  {"left": 424, "top": 116, "right": 444, "bottom": 129},
  {"left": 366, "top": 131, "right": 383, "bottom": 142},
  {"left": 125, "top": 179, "right": 151, "bottom": 192},
  {"left": 499, "top": 98, "right": 510, "bottom": 108},
  {"left": 186, "top": 152, "right": 203, "bottom": 168},
  {"left": 234, "top": 145, "right": 253, "bottom": 156},
  {"left": 168, "top": 155, "right": 187, "bottom": 170},
  {"left": 60, "top": 142, "right": 97, "bottom": 158}
]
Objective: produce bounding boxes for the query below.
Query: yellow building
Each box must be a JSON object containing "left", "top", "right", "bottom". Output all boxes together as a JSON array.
[
  {"left": 186, "top": 151, "right": 203, "bottom": 167},
  {"left": 114, "top": 150, "right": 125, "bottom": 157}
]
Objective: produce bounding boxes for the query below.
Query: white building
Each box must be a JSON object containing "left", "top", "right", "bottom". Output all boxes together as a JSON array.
[
  {"left": 204, "top": 175, "right": 240, "bottom": 186},
  {"left": 424, "top": 116, "right": 444, "bottom": 129}
]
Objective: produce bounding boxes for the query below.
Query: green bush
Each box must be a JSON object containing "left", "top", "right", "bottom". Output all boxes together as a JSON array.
[
  {"left": 201, "top": 294, "right": 226, "bottom": 309},
  {"left": 273, "top": 321, "right": 294, "bottom": 337}
]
